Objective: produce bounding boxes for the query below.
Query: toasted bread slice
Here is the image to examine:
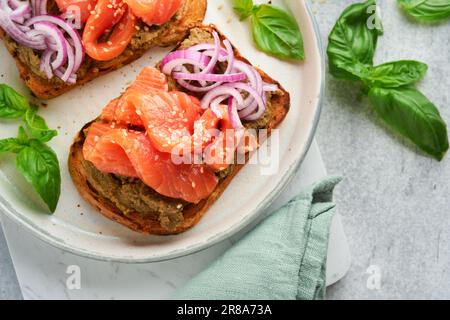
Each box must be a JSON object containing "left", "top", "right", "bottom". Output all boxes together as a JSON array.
[
  {"left": 0, "top": 0, "right": 207, "bottom": 100},
  {"left": 68, "top": 25, "right": 290, "bottom": 235}
]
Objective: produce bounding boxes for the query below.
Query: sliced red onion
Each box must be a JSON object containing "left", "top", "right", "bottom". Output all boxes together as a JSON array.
[
  {"left": 38, "top": 0, "right": 47, "bottom": 15},
  {"left": 176, "top": 38, "right": 237, "bottom": 92},
  {"left": 160, "top": 50, "right": 210, "bottom": 75},
  {"left": 30, "top": 0, "right": 37, "bottom": 15},
  {"left": 26, "top": 15, "right": 84, "bottom": 72},
  {"left": 192, "top": 65, "right": 207, "bottom": 86},
  {"left": 30, "top": 0, "right": 46, "bottom": 16},
  {"left": 40, "top": 49, "right": 53, "bottom": 78},
  {"left": 8, "top": 0, "right": 24, "bottom": 9},
  {"left": 233, "top": 60, "right": 263, "bottom": 97},
  {"left": 201, "top": 86, "right": 244, "bottom": 110},
  {"left": 263, "top": 83, "right": 279, "bottom": 92},
  {"left": 209, "top": 95, "right": 226, "bottom": 118},
  {"left": 230, "top": 83, "right": 266, "bottom": 121},
  {"left": 53, "top": 38, "right": 75, "bottom": 83},
  {"left": 172, "top": 72, "right": 246, "bottom": 83},
  {"left": 232, "top": 60, "right": 264, "bottom": 112},
  {"left": 201, "top": 31, "right": 220, "bottom": 74},
  {"left": 0, "top": 10, "right": 46, "bottom": 49},
  {"left": 9, "top": 3, "right": 30, "bottom": 23},
  {"left": 33, "top": 21, "right": 67, "bottom": 70},
  {"left": 0, "top": 0, "right": 10, "bottom": 10},
  {"left": 228, "top": 98, "right": 243, "bottom": 129}
]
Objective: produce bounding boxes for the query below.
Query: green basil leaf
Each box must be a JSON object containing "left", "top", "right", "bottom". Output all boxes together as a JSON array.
[
  {"left": 327, "top": 0, "right": 383, "bottom": 80},
  {"left": 24, "top": 105, "right": 58, "bottom": 142},
  {"left": 365, "top": 60, "right": 428, "bottom": 88},
  {"left": 0, "top": 138, "right": 26, "bottom": 153},
  {"left": 233, "top": 0, "right": 254, "bottom": 20},
  {"left": 369, "top": 87, "right": 449, "bottom": 160},
  {"left": 17, "top": 126, "right": 28, "bottom": 142},
  {"left": 15, "top": 140, "right": 61, "bottom": 213},
  {"left": 398, "top": 0, "right": 450, "bottom": 22},
  {"left": 252, "top": 4, "right": 304, "bottom": 60},
  {"left": 0, "top": 84, "right": 30, "bottom": 119}
]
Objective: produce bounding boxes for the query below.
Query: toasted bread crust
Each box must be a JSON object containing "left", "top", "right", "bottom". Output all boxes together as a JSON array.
[
  {"left": 0, "top": 0, "right": 207, "bottom": 100},
  {"left": 68, "top": 25, "right": 290, "bottom": 235}
]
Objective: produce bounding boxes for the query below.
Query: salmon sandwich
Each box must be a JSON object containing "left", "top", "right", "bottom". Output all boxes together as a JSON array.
[
  {"left": 0, "top": 0, "right": 207, "bottom": 99},
  {"left": 69, "top": 26, "right": 290, "bottom": 235}
]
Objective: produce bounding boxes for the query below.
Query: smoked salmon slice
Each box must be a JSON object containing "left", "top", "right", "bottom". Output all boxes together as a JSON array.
[
  {"left": 100, "top": 67, "right": 247, "bottom": 169},
  {"left": 124, "top": 0, "right": 183, "bottom": 26},
  {"left": 55, "top": 0, "right": 97, "bottom": 23},
  {"left": 83, "top": 122, "right": 218, "bottom": 203},
  {"left": 82, "top": 0, "right": 136, "bottom": 61},
  {"left": 86, "top": 67, "right": 255, "bottom": 202},
  {"left": 101, "top": 67, "right": 168, "bottom": 126}
]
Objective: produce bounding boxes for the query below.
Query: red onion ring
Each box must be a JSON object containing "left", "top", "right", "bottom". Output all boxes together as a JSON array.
[
  {"left": 53, "top": 38, "right": 75, "bottom": 83},
  {"left": 0, "top": 10, "right": 46, "bottom": 49},
  {"left": 26, "top": 15, "right": 84, "bottom": 72},
  {"left": 228, "top": 98, "right": 243, "bottom": 129},
  {"left": 201, "top": 86, "right": 245, "bottom": 110},
  {"left": 201, "top": 31, "right": 220, "bottom": 74},
  {"left": 9, "top": 2, "right": 30, "bottom": 23},
  {"left": 176, "top": 39, "right": 236, "bottom": 93},
  {"left": 263, "top": 83, "right": 279, "bottom": 92},
  {"left": 40, "top": 49, "right": 53, "bottom": 78},
  {"left": 38, "top": 0, "right": 47, "bottom": 15},
  {"left": 160, "top": 50, "right": 211, "bottom": 75},
  {"left": 230, "top": 83, "right": 266, "bottom": 121},
  {"left": 33, "top": 21, "right": 67, "bottom": 70},
  {"left": 172, "top": 72, "right": 246, "bottom": 83}
]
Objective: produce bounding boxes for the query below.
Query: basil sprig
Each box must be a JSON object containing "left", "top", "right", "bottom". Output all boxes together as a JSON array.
[
  {"left": 398, "top": 0, "right": 450, "bottom": 22},
  {"left": 328, "top": 0, "right": 449, "bottom": 160},
  {"left": 232, "top": 0, "right": 304, "bottom": 60},
  {"left": 327, "top": 0, "right": 383, "bottom": 80},
  {"left": 0, "top": 84, "right": 61, "bottom": 212}
]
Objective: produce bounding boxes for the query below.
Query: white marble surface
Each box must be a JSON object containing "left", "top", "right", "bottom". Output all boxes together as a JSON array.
[{"left": 0, "top": 141, "right": 350, "bottom": 300}]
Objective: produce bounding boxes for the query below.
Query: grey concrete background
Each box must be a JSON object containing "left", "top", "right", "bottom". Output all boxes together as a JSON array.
[{"left": 1, "top": 0, "right": 449, "bottom": 299}]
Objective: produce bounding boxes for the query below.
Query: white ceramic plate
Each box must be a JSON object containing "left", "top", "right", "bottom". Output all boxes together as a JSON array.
[{"left": 0, "top": 0, "right": 324, "bottom": 262}]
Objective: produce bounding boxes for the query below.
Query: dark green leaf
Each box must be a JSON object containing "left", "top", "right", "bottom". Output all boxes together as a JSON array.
[
  {"left": 24, "top": 105, "right": 58, "bottom": 142},
  {"left": 398, "top": 0, "right": 450, "bottom": 22},
  {"left": 0, "top": 84, "right": 30, "bottom": 119},
  {"left": 251, "top": 4, "right": 304, "bottom": 60},
  {"left": 233, "top": 0, "right": 254, "bottom": 20},
  {"left": 15, "top": 139, "right": 61, "bottom": 212},
  {"left": 327, "top": 0, "right": 383, "bottom": 80},
  {"left": 369, "top": 87, "right": 449, "bottom": 160},
  {"left": 365, "top": 60, "right": 428, "bottom": 88},
  {"left": 0, "top": 138, "right": 26, "bottom": 154}
]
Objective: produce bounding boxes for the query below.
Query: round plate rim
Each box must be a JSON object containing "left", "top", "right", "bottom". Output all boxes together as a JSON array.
[{"left": 0, "top": 1, "right": 325, "bottom": 263}]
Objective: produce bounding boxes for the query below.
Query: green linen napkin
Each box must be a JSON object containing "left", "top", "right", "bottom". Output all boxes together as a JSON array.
[{"left": 173, "top": 176, "right": 342, "bottom": 300}]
